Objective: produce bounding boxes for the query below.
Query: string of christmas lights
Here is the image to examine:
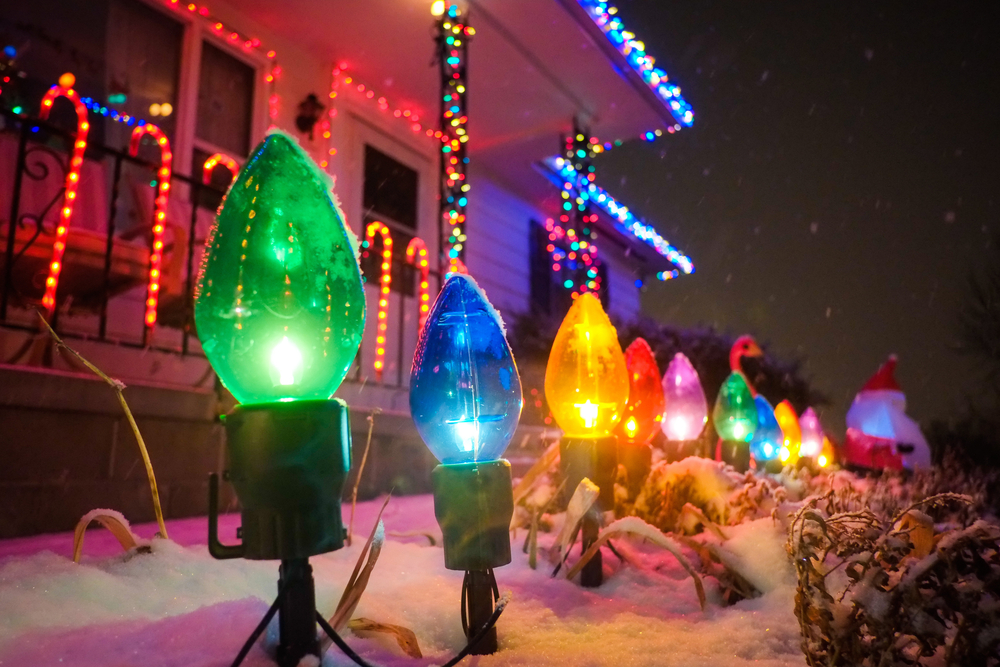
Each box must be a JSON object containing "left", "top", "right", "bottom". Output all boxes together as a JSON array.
[
  {"left": 362, "top": 221, "right": 393, "bottom": 380},
  {"left": 405, "top": 237, "right": 431, "bottom": 332},
  {"left": 577, "top": 0, "right": 694, "bottom": 127},
  {"left": 554, "top": 122, "right": 603, "bottom": 297},
  {"left": 435, "top": 4, "right": 473, "bottom": 274},
  {"left": 541, "top": 156, "right": 694, "bottom": 278},
  {"left": 38, "top": 73, "right": 89, "bottom": 316},
  {"left": 161, "top": 0, "right": 281, "bottom": 126},
  {"left": 128, "top": 124, "right": 173, "bottom": 335},
  {"left": 202, "top": 152, "right": 239, "bottom": 184},
  {"left": 329, "top": 67, "right": 449, "bottom": 145}
]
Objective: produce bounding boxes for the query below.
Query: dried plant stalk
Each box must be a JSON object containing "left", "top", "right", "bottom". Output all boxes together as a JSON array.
[
  {"left": 73, "top": 509, "right": 148, "bottom": 562},
  {"left": 39, "top": 314, "right": 168, "bottom": 539},
  {"left": 348, "top": 618, "right": 422, "bottom": 658},
  {"left": 347, "top": 408, "right": 380, "bottom": 546},
  {"left": 328, "top": 495, "right": 392, "bottom": 636}
]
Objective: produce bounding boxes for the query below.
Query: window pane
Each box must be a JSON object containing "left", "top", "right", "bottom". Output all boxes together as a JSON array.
[
  {"left": 106, "top": 0, "right": 183, "bottom": 147},
  {"left": 363, "top": 145, "right": 418, "bottom": 230},
  {"left": 196, "top": 42, "right": 253, "bottom": 156}
]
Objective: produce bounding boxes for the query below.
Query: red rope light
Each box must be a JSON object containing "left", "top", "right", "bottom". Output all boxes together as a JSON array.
[
  {"left": 405, "top": 237, "right": 431, "bottom": 332},
  {"left": 38, "top": 74, "right": 90, "bottom": 316},
  {"left": 365, "top": 221, "right": 393, "bottom": 380},
  {"left": 202, "top": 152, "right": 239, "bottom": 186},
  {"left": 128, "top": 125, "right": 173, "bottom": 334}
]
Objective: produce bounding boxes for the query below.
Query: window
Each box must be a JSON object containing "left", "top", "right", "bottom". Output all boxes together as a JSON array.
[
  {"left": 196, "top": 42, "right": 254, "bottom": 157},
  {"left": 3, "top": 0, "right": 258, "bottom": 166},
  {"left": 3, "top": 0, "right": 183, "bottom": 151},
  {"left": 363, "top": 145, "right": 418, "bottom": 230}
]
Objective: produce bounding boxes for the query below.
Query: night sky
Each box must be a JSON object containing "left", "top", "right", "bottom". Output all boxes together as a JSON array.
[{"left": 596, "top": 1, "right": 1000, "bottom": 431}]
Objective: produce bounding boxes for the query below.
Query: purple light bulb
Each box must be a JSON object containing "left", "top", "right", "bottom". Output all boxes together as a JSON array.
[
  {"left": 799, "top": 407, "right": 824, "bottom": 457},
  {"left": 660, "top": 352, "right": 708, "bottom": 441}
]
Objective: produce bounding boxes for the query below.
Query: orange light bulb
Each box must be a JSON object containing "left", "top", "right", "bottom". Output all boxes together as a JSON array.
[
  {"left": 544, "top": 293, "right": 628, "bottom": 438},
  {"left": 773, "top": 400, "right": 801, "bottom": 466},
  {"left": 615, "top": 338, "right": 665, "bottom": 445}
]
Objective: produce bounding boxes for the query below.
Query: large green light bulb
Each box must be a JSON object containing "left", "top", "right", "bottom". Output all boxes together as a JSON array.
[{"left": 195, "top": 131, "right": 365, "bottom": 404}]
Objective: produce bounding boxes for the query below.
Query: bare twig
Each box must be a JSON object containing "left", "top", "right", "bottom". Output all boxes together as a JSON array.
[
  {"left": 348, "top": 408, "right": 380, "bottom": 546},
  {"left": 38, "top": 313, "right": 168, "bottom": 539}
]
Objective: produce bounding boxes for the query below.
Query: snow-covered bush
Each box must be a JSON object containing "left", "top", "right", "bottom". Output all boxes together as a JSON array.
[{"left": 788, "top": 493, "right": 1000, "bottom": 666}]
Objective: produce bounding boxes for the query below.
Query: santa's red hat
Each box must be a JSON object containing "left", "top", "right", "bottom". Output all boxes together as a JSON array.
[{"left": 861, "top": 355, "right": 901, "bottom": 392}]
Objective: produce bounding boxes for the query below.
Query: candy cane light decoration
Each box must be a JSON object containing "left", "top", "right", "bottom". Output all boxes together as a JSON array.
[
  {"left": 38, "top": 73, "right": 90, "bottom": 316},
  {"left": 129, "top": 124, "right": 173, "bottom": 335},
  {"left": 405, "top": 237, "right": 431, "bottom": 332},
  {"left": 202, "top": 152, "right": 239, "bottom": 186},
  {"left": 364, "top": 221, "right": 393, "bottom": 380}
]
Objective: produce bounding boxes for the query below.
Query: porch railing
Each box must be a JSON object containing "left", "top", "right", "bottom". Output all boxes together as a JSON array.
[{"left": 0, "top": 109, "right": 440, "bottom": 390}]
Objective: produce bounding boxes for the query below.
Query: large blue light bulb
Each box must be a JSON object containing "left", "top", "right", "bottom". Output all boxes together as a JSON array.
[
  {"left": 410, "top": 275, "right": 522, "bottom": 464},
  {"left": 749, "top": 395, "right": 783, "bottom": 462}
]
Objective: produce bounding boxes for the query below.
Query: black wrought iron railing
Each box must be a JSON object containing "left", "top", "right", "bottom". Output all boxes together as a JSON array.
[{"left": 0, "top": 108, "right": 439, "bottom": 389}]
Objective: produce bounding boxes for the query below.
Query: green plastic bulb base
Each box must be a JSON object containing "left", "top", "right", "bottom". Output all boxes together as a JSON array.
[
  {"left": 560, "top": 436, "right": 618, "bottom": 508},
  {"left": 432, "top": 460, "right": 513, "bottom": 571},
  {"left": 618, "top": 442, "right": 652, "bottom": 500},
  {"left": 221, "top": 399, "right": 351, "bottom": 560},
  {"left": 720, "top": 439, "right": 750, "bottom": 473}
]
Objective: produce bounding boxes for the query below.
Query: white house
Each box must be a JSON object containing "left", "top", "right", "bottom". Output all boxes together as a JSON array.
[{"left": 0, "top": 0, "right": 695, "bottom": 536}]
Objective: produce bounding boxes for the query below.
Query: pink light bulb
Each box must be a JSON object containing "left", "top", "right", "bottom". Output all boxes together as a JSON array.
[
  {"left": 798, "top": 407, "right": 824, "bottom": 457},
  {"left": 660, "top": 352, "right": 708, "bottom": 441}
]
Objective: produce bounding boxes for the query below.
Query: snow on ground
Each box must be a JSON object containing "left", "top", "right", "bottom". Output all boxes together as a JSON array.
[{"left": 0, "top": 494, "right": 805, "bottom": 667}]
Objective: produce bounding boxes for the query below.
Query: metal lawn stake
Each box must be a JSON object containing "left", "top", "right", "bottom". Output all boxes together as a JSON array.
[
  {"left": 410, "top": 274, "right": 522, "bottom": 655},
  {"left": 196, "top": 131, "right": 365, "bottom": 667},
  {"left": 544, "top": 293, "right": 629, "bottom": 587}
]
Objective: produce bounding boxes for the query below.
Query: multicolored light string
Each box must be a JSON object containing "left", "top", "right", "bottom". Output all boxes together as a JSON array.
[
  {"left": 541, "top": 156, "right": 694, "bottom": 278},
  {"left": 161, "top": 0, "right": 281, "bottom": 127},
  {"left": 38, "top": 73, "right": 90, "bottom": 316},
  {"left": 556, "top": 122, "right": 603, "bottom": 297},
  {"left": 128, "top": 124, "right": 173, "bottom": 335},
  {"left": 434, "top": 4, "right": 473, "bottom": 274},
  {"left": 202, "top": 152, "right": 239, "bottom": 185},
  {"left": 363, "top": 221, "right": 393, "bottom": 380},
  {"left": 405, "top": 237, "right": 431, "bottom": 332},
  {"left": 577, "top": 0, "right": 694, "bottom": 127}
]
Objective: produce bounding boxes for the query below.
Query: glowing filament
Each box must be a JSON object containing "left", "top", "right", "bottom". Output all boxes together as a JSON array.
[
  {"left": 365, "top": 221, "right": 393, "bottom": 380},
  {"left": 271, "top": 336, "right": 302, "bottom": 386},
  {"left": 129, "top": 124, "right": 173, "bottom": 333},
  {"left": 405, "top": 237, "right": 431, "bottom": 332},
  {"left": 575, "top": 400, "right": 599, "bottom": 428},
  {"left": 38, "top": 74, "right": 89, "bottom": 316}
]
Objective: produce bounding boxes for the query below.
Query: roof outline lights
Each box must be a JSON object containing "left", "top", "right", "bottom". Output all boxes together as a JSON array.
[
  {"left": 575, "top": 0, "right": 694, "bottom": 127},
  {"left": 540, "top": 156, "right": 694, "bottom": 279}
]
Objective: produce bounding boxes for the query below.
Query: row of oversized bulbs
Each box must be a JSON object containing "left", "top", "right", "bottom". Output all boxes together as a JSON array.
[{"left": 194, "top": 132, "right": 833, "bottom": 663}]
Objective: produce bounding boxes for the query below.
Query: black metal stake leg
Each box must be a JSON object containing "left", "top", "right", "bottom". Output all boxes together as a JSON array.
[
  {"left": 277, "top": 559, "right": 320, "bottom": 667},
  {"left": 580, "top": 510, "right": 603, "bottom": 588},
  {"left": 462, "top": 569, "right": 498, "bottom": 655}
]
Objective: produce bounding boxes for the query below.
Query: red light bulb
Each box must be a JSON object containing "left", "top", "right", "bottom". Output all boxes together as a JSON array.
[{"left": 616, "top": 338, "right": 665, "bottom": 445}]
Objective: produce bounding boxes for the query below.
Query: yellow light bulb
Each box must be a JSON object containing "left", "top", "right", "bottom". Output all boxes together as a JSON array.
[
  {"left": 431, "top": 0, "right": 445, "bottom": 15},
  {"left": 773, "top": 400, "right": 801, "bottom": 466},
  {"left": 544, "top": 293, "right": 629, "bottom": 438},
  {"left": 817, "top": 454, "right": 828, "bottom": 468}
]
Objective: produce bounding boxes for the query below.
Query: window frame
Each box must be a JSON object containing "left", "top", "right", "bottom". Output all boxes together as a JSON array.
[{"left": 134, "top": 0, "right": 270, "bottom": 178}]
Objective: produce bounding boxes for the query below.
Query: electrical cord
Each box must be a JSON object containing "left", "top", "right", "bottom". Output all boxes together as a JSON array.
[{"left": 316, "top": 590, "right": 511, "bottom": 667}]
